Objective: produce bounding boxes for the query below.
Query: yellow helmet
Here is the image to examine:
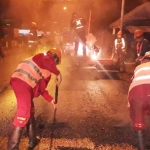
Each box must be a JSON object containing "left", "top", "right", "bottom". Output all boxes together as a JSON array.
[
  {"left": 31, "top": 22, "right": 37, "bottom": 27},
  {"left": 117, "top": 31, "right": 122, "bottom": 35},
  {"left": 145, "top": 51, "right": 150, "bottom": 57},
  {"left": 134, "top": 29, "right": 143, "bottom": 39},
  {"left": 47, "top": 48, "right": 61, "bottom": 64},
  {"left": 141, "top": 51, "right": 150, "bottom": 61}
]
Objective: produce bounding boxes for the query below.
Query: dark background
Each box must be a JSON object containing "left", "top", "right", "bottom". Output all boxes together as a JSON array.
[{"left": 0, "top": 0, "right": 150, "bottom": 32}]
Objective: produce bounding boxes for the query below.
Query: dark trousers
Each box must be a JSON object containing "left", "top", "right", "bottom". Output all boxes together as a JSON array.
[{"left": 117, "top": 49, "right": 126, "bottom": 64}]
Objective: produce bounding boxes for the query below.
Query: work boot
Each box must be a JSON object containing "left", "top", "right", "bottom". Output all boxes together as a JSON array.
[
  {"left": 7, "top": 126, "right": 23, "bottom": 150},
  {"left": 26, "top": 118, "right": 40, "bottom": 150},
  {"left": 134, "top": 130, "right": 145, "bottom": 150}
]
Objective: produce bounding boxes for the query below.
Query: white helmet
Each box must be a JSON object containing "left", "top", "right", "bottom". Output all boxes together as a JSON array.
[{"left": 141, "top": 51, "right": 150, "bottom": 61}]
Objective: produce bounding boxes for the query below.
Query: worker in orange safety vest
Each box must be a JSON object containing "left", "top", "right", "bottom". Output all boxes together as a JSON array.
[
  {"left": 112, "top": 31, "right": 126, "bottom": 72},
  {"left": 134, "top": 29, "right": 150, "bottom": 65},
  {"left": 7, "top": 48, "right": 62, "bottom": 150},
  {"left": 29, "top": 22, "right": 38, "bottom": 41},
  {"left": 128, "top": 51, "right": 150, "bottom": 150}
]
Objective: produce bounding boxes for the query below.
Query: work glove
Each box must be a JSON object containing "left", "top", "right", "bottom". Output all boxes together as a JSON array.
[
  {"left": 55, "top": 73, "right": 62, "bottom": 86},
  {"left": 51, "top": 99, "right": 57, "bottom": 109},
  {"left": 127, "top": 101, "right": 130, "bottom": 110}
]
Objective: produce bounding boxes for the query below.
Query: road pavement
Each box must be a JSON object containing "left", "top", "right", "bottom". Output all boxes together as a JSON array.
[{"left": 0, "top": 48, "right": 141, "bottom": 150}]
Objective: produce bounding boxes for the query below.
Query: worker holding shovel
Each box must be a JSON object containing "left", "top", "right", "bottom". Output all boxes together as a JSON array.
[{"left": 7, "top": 48, "right": 62, "bottom": 150}]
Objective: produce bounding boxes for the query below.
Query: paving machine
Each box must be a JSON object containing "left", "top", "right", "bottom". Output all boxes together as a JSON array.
[{"left": 69, "top": 33, "right": 126, "bottom": 73}]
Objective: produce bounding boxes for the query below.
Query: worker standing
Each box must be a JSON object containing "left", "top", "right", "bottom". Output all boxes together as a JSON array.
[
  {"left": 29, "top": 22, "right": 38, "bottom": 41},
  {"left": 70, "top": 12, "right": 87, "bottom": 56},
  {"left": 7, "top": 48, "right": 62, "bottom": 150},
  {"left": 28, "top": 22, "right": 38, "bottom": 50},
  {"left": 134, "top": 29, "right": 150, "bottom": 65},
  {"left": 112, "top": 31, "right": 126, "bottom": 71}
]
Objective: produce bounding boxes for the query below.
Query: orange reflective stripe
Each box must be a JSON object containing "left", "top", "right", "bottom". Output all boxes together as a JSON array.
[{"left": 12, "top": 58, "right": 51, "bottom": 88}]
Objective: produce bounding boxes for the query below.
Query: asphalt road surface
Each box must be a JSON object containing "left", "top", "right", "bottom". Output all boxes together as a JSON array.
[{"left": 0, "top": 48, "right": 145, "bottom": 150}]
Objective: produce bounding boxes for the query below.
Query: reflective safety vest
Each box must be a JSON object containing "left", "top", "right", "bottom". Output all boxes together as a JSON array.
[
  {"left": 73, "top": 18, "right": 84, "bottom": 31},
  {"left": 129, "top": 62, "right": 150, "bottom": 93},
  {"left": 114, "top": 38, "right": 125, "bottom": 50},
  {"left": 12, "top": 58, "right": 51, "bottom": 88}
]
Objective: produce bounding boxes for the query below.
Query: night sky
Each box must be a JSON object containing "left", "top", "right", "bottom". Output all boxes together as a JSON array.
[
  {"left": 91, "top": 0, "right": 149, "bottom": 31},
  {"left": 0, "top": 0, "right": 149, "bottom": 32}
]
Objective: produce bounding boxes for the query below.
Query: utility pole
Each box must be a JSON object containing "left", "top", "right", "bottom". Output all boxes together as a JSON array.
[
  {"left": 88, "top": 9, "right": 92, "bottom": 34},
  {"left": 120, "top": 0, "right": 125, "bottom": 32},
  {"left": 87, "top": 0, "right": 93, "bottom": 34}
]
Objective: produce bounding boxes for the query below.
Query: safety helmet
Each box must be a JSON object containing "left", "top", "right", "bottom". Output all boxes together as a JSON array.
[
  {"left": 134, "top": 29, "right": 143, "bottom": 39},
  {"left": 31, "top": 22, "right": 37, "bottom": 27},
  {"left": 141, "top": 51, "right": 150, "bottom": 62},
  {"left": 47, "top": 48, "right": 61, "bottom": 64},
  {"left": 117, "top": 31, "right": 122, "bottom": 35}
]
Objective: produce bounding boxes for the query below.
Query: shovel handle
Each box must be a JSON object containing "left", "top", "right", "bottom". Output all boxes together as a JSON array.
[{"left": 54, "top": 85, "right": 58, "bottom": 104}]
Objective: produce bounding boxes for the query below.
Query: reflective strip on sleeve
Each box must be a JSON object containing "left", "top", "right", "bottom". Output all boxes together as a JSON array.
[{"left": 76, "top": 26, "right": 83, "bottom": 29}]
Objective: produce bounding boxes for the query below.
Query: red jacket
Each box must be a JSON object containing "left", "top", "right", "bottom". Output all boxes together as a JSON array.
[
  {"left": 128, "top": 61, "right": 150, "bottom": 100},
  {"left": 11, "top": 53, "right": 60, "bottom": 102}
]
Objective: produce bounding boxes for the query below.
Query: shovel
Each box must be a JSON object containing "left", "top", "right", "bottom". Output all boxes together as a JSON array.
[
  {"left": 38, "top": 85, "right": 59, "bottom": 129},
  {"left": 49, "top": 85, "right": 59, "bottom": 150},
  {"left": 53, "top": 85, "right": 58, "bottom": 122}
]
